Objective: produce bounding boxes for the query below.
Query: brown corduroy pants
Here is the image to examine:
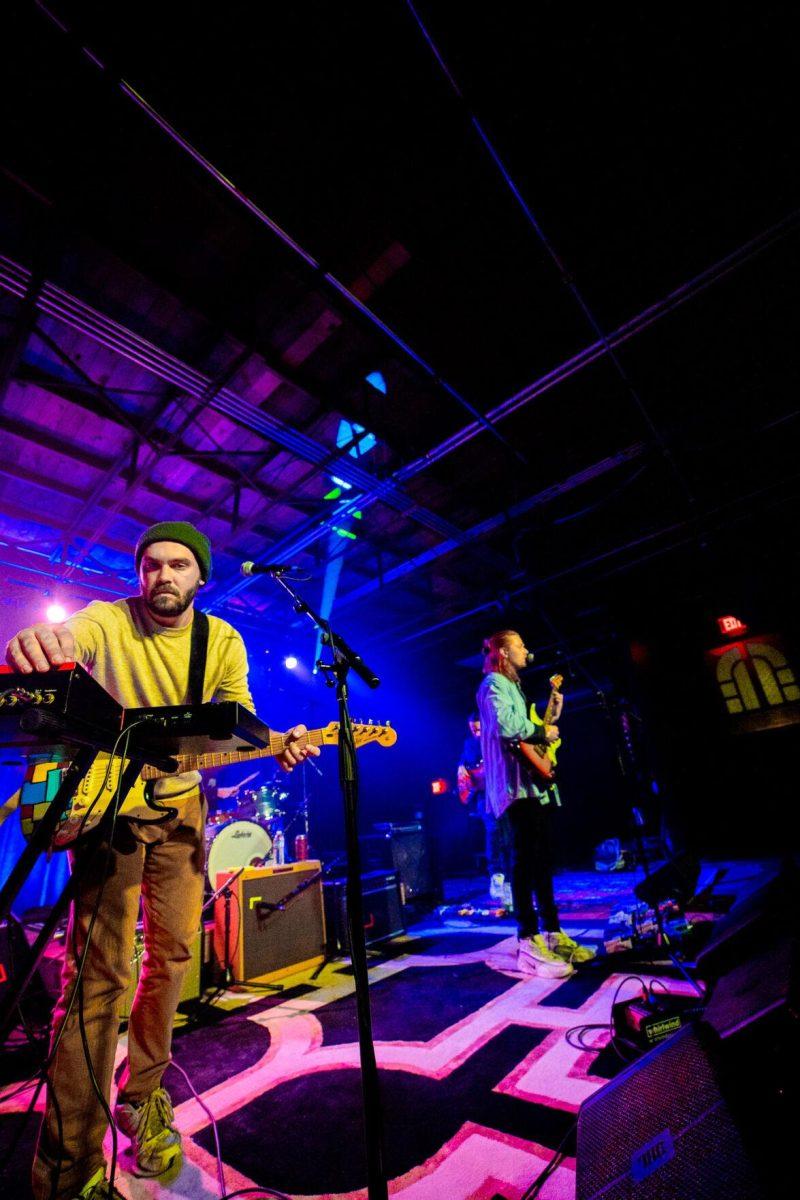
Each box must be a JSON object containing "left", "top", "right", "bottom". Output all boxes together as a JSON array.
[{"left": 31, "top": 792, "right": 205, "bottom": 1200}]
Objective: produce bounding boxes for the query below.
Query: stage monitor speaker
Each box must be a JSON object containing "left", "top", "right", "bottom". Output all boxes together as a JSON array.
[
  {"left": 323, "top": 870, "right": 405, "bottom": 954},
  {"left": 1, "top": 916, "right": 52, "bottom": 1029},
  {"left": 633, "top": 849, "right": 700, "bottom": 908},
  {"left": 576, "top": 1023, "right": 767, "bottom": 1200},
  {"left": 361, "top": 823, "right": 436, "bottom": 904},
  {"left": 696, "top": 861, "right": 798, "bottom": 982},
  {"left": 214, "top": 861, "right": 325, "bottom": 983}
]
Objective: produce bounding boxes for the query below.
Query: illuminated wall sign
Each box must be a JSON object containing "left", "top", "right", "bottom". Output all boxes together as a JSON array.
[
  {"left": 717, "top": 615, "right": 748, "bottom": 638},
  {"left": 707, "top": 634, "right": 800, "bottom": 732}
]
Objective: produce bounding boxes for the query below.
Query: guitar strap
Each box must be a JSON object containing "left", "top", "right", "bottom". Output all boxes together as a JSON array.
[{"left": 188, "top": 609, "right": 209, "bottom": 705}]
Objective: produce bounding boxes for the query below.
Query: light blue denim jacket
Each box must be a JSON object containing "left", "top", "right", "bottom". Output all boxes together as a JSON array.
[{"left": 476, "top": 671, "right": 547, "bottom": 819}]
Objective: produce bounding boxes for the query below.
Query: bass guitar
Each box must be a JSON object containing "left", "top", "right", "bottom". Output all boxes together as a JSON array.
[{"left": 457, "top": 762, "right": 485, "bottom": 805}]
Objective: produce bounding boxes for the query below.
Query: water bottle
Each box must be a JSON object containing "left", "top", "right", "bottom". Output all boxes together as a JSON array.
[
  {"left": 489, "top": 872, "right": 505, "bottom": 900},
  {"left": 273, "top": 828, "right": 285, "bottom": 865}
]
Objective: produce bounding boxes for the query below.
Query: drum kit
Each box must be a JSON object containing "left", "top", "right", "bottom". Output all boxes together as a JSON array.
[{"left": 204, "top": 777, "right": 291, "bottom": 888}]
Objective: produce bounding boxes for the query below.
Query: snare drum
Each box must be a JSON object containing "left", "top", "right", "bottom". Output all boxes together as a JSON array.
[{"left": 205, "top": 818, "right": 273, "bottom": 888}]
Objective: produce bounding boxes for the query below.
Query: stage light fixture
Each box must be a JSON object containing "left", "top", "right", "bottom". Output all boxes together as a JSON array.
[
  {"left": 46, "top": 603, "right": 67, "bottom": 623},
  {"left": 284, "top": 655, "right": 298, "bottom": 670},
  {"left": 365, "top": 370, "right": 387, "bottom": 394}
]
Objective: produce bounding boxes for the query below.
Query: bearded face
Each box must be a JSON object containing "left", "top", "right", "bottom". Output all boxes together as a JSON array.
[{"left": 139, "top": 541, "right": 203, "bottom": 622}]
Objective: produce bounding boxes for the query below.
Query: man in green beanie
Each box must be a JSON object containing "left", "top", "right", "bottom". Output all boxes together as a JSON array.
[{"left": 6, "top": 522, "right": 319, "bottom": 1200}]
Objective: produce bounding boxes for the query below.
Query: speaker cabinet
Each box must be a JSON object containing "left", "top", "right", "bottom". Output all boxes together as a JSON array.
[
  {"left": 360, "top": 823, "right": 436, "bottom": 904},
  {"left": 323, "top": 870, "right": 405, "bottom": 953},
  {"left": 576, "top": 1023, "right": 766, "bottom": 1199},
  {"left": 213, "top": 861, "right": 325, "bottom": 983},
  {"left": 696, "top": 863, "right": 798, "bottom": 982}
]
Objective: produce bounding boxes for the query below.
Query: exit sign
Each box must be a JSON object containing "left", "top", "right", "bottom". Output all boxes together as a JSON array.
[{"left": 717, "top": 615, "right": 748, "bottom": 638}]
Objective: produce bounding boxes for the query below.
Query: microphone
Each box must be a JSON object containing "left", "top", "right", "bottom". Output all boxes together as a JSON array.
[
  {"left": 240, "top": 561, "right": 296, "bottom": 577},
  {"left": 524, "top": 652, "right": 535, "bottom": 667}
]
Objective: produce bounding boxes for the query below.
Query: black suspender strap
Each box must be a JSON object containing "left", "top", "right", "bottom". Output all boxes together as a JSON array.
[{"left": 188, "top": 609, "right": 209, "bottom": 705}]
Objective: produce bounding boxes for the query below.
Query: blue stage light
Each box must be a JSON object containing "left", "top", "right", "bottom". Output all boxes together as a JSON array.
[{"left": 365, "top": 370, "right": 387, "bottom": 394}]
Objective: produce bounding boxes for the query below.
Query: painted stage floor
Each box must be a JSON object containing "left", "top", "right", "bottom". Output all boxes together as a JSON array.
[{"left": 0, "top": 859, "right": 773, "bottom": 1199}]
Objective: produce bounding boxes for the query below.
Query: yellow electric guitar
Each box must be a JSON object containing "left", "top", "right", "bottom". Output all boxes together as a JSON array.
[
  {"left": 515, "top": 674, "right": 563, "bottom": 782},
  {"left": 20, "top": 721, "right": 397, "bottom": 847}
]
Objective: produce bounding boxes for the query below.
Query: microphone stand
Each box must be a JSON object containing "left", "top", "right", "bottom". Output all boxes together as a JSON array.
[{"left": 265, "top": 571, "right": 388, "bottom": 1200}]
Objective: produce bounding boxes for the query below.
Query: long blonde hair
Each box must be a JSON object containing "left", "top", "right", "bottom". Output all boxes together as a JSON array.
[{"left": 482, "top": 629, "right": 520, "bottom": 683}]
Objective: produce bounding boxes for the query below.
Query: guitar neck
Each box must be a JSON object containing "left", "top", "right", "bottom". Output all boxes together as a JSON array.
[
  {"left": 542, "top": 689, "right": 559, "bottom": 727},
  {"left": 140, "top": 727, "right": 325, "bottom": 780}
]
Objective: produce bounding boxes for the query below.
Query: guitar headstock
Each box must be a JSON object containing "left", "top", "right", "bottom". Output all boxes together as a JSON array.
[
  {"left": 318, "top": 721, "right": 398, "bottom": 748},
  {"left": 549, "top": 674, "right": 564, "bottom": 692}
]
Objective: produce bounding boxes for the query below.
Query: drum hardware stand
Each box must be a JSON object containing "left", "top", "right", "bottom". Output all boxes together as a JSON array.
[
  {"left": 297, "top": 753, "right": 321, "bottom": 851},
  {"left": 263, "top": 568, "right": 389, "bottom": 1200}
]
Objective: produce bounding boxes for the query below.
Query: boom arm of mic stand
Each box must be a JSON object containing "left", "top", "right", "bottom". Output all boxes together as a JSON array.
[
  {"left": 321, "top": 629, "right": 380, "bottom": 690},
  {"left": 270, "top": 574, "right": 381, "bottom": 690}
]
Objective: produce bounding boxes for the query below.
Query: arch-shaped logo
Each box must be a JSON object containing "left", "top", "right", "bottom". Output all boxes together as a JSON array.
[{"left": 711, "top": 637, "right": 800, "bottom": 718}]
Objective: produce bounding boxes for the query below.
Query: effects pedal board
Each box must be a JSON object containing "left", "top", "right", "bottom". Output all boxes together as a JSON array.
[{"left": 612, "top": 986, "right": 706, "bottom": 1052}]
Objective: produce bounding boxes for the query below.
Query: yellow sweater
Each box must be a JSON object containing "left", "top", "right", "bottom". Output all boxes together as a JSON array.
[{"left": 66, "top": 597, "right": 253, "bottom": 798}]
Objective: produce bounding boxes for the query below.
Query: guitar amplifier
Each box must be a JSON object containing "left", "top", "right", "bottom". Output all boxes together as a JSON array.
[
  {"left": 323, "top": 870, "right": 405, "bottom": 953},
  {"left": 361, "top": 823, "right": 436, "bottom": 904},
  {"left": 213, "top": 861, "right": 326, "bottom": 983}
]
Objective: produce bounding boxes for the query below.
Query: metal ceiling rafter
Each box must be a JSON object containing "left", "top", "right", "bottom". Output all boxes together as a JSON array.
[
  {"left": 0, "top": 268, "right": 41, "bottom": 405},
  {"left": 395, "top": 466, "right": 800, "bottom": 649},
  {"left": 406, "top": 0, "right": 692, "bottom": 496},
  {"left": 32, "top": 2, "right": 524, "bottom": 464},
  {"left": 196, "top": 425, "right": 378, "bottom": 563},
  {"left": 2, "top": 206, "right": 796, "bottom": 614},
  {"left": 61, "top": 342, "right": 255, "bottom": 577},
  {"left": 332, "top": 443, "right": 646, "bottom": 614},
  {"left": 393, "top": 208, "right": 800, "bottom": 481},
  {"left": 0, "top": 253, "right": 463, "bottom": 543},
  {"left": 2, "top": 369, "right": 280, "bottom": 533},
  {"left": 12, "top": 361, "right": 277, "bottom": 501},
  {"left": 208, "top": 207, "right": 800, "bottom": 607}
]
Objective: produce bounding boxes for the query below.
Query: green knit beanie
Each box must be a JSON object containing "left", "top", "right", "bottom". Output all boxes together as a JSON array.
[{"left": 134, "top": 521, "right": 212, "bottom": 581}]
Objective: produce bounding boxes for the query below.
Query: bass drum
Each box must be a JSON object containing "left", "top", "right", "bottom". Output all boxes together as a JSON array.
[{"left": 205, "top": 818, "right": 273, "bottom": 888}]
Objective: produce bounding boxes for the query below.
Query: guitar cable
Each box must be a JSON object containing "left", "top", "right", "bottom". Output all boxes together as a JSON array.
[
  {"left": 71, "top": 721, "right": 150, "bottom": 1200},
  {"left": 525, "top": 975, "right": 660, "bottom": 1199},
  {"left": 0, "top": 722, "right": 146, "bottom": 1198}
]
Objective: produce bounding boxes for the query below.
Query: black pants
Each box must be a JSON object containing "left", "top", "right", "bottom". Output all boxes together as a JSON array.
[{"left": 506, "top": 796, "right": 560, "bottom": 938}]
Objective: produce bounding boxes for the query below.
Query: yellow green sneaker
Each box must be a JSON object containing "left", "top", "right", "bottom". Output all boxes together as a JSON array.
[
  {"left": 72, "top": 1166, "right": 125, "bottom": 1199},
  {"left": 518, "top": 933, "right": 575, "bottom": 978},
  {"left": 546, "top": 930, "right": 597, "bottom": 964},
  {"left": 114, "top": 1085, "right": 182, "bottom": 1178}
]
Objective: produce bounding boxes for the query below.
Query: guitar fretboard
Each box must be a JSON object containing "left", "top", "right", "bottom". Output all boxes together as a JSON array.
[{"left": 140, "top": 727, "right": 328, "bottom": 780}]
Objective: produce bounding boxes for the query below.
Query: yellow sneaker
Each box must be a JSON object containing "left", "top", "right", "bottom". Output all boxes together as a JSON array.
[
  {"left": 518, "top": 934, "right": 575, "bottom": 978},
  {"left": 72, "top": 1166, "right": 125, "bottom": 1199},
  {"left": 547, "top": 930, "right": 597, "bottom": 964},
  {"left": 114, "top": 1085, "right": 182, "bottom": 1177}
]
